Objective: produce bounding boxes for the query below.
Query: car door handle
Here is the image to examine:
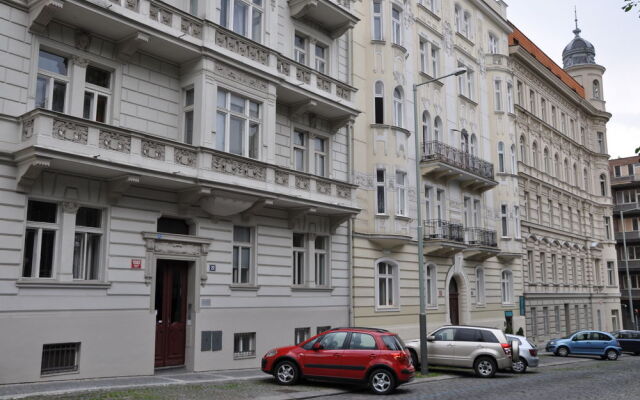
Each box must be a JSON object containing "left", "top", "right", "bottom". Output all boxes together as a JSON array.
[
  {"left": 333, "top": 354, "right": 341, "bottom": 357},
  {"left": 369, "top": 354, "right": 376, "bottom": 358}
]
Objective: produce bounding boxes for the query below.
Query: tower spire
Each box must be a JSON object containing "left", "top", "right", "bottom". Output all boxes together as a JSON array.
[{"left": 573, "top": 6, "right": 581, "bottom": 36}]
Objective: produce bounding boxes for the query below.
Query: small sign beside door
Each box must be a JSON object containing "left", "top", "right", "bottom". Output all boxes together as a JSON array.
[
  {"left": 131, "top": 259, "right": 142, "bottom": 269},
  {"left": 208, "top": 264, "right": 216, "bottom": 272}
]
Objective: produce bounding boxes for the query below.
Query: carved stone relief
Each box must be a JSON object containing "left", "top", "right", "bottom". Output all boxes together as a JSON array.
[
  {"left": 215, "top": 29, "right": 269, "bottom": 65},
  {"left": 181, "top": 19, "right": 202, "bottom": 38},
  {"left": 22, "top": 118, "right": 34, "bottom": 141},
  {"left": 174, "top": 148, "right": 197, "bottom": 167},
  {"left": 211, "top": 154, "right": 267, "bottom": 181},
  {"left": 275, "top": 170, "right": 289, "bottom": 185},
  {"left": 336, "top": 185, "right": 351, "bottom": 199},
  {"left": 214, "top": 62, "right": 268, "bottom": 91},
  {"left": 295, "top": 175, "right": 310, "bottom": 191},
  {"left": 141, "top": 139, "right": 165, "bottom": 160},
  {"left": 316, "top": 180, "right": 331, "bottom": 195},
  {"left": 52, "top": 119, "right": 88, "bottom": 144},
  {"left": 99, "top": 130, "right": 131, "bottom": 153}
]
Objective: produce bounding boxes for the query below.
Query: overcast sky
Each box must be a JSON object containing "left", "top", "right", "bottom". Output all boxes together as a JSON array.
[{"left": 506, "top": 0, "right": 640, "bottom": 159}]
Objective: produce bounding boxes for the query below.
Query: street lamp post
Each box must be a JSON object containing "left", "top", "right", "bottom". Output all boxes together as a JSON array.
[
  {"left": 620, "top": 208, "right": 638, "bottom": 330},
  {"left": 413, "top": 67, "right": 466, "bottom": 374}
]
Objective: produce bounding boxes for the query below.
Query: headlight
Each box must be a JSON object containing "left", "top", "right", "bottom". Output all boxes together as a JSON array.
[
  {"left": 548, "top": 341, "right": 556, "bottom": 345},
  {"left": 264, "top": 349, "right": 277, "bottom": 358}
]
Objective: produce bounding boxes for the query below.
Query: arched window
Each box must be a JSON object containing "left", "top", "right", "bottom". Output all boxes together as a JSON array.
[
  {"left": 470, "top": 134, "right": 477, "bottom": 156},
  {"left": 531, "top": 141, "right": 538, "bottom": 169},
  {"left": 461, "top": 130, "right": 469, "bottom": 153},
  {"left": 501, "top": 270, "right": 513, "bottom": 304},
  {"left": 543, "top": 147, "right": 550, "bottom": 174},
  {"left": 554, "top": 153, "right": 560, "bottom": 178},
  {"left": 519, "top": 135, "right": 527, "bottom": 164},
  {"left": 564, "top": 159, "right": 570, "bottom": 184},
  {"left": 422, "top": 110, "right": 431, "bottom": 143},
  {"left": 374, "top": 81, "right": 384, "bottom": 124},
  {"left": 510, "top": 144, "right": 517, "bottom": 173},
  {"left": 434, "top": 116, "right": 442, "bottom": 142},
  {"left": 426, "top": 264, "right": 437, "bottom": 307},
  {"left": 498, "top": 141, "right": 505, "bottom": 172},
  {"left": 376, "top": 260, "right": 398, "bottom": 308},
  {"left": 476, "top": 267, "right": 485, "bottom": 305},
  {"left": 600, "top": 174, "right": 607, "bottom": 196},
  {"left": 593, "top": 80, "right": 601, "bottom": 100},
  {"left": 393, "top": 86, "right": 403, "bottom": 128},
  {"left": 454, "top": 4, "right": 462, "bottom": 32},
  {"left": 584, "top": 167, "right": 590, "bottom": 192},
  {"left": 573, "top": 163, "right": 578, "bottom": 187}
]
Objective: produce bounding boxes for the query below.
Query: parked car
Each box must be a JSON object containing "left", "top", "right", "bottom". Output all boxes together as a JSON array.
[
  {"left": 611, "top": 330, "right": 640, "bottom": 355},
  {"left": 506, "top": 334, "right": 539, "bottom": 373},
  {"left": 261, "top": 327, "right": 415, "bottom": 395},
  {"left": 545, "top": 330, "right": 622, "bottom": 360},
  {"left": 405, "top": 325, "right": 519, "bottom": 378}
]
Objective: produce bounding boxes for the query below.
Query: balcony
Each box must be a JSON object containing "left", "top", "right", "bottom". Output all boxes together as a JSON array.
[
  {"left": 463, "top": 228, "right": 500, "bottom": 261},
  {"left": 15, "top": 110, "right": 358, "bottom": 228},
  {"left": 614, "top": 202, "right": 640, "bottom": 214},
  {"left": 611, "top": 174, "right": 640, "bottom": 188},
  {"left": 423, "top": 219, "right": 466, "bottom": 256},
  {"left": 421, "top": 141, "right": 497, "bottom": 193},
  {"left": 289, "top": 0, "right": 359, "bottom": 39},
  {"left": 616, "top": 231, "right": 640, "bottom": 242},
  {"left": 617, "top": 260, "right": 640, "bottom": 272}
]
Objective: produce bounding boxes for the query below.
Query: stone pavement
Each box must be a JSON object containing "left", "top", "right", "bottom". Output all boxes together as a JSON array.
[{"left": 0, "top": 354, "right": 596, "bottom": 400}]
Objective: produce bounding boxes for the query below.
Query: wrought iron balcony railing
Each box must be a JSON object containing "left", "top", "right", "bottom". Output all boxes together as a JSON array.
[
  {"left": 424, "top": 219, "right": 465, "bottom": 243},
  {"left": 423, "top": 141, "right": 495, "bottom": 180},
  {"left": 465, "top": 228, "right": 498, "bottom": 247}
]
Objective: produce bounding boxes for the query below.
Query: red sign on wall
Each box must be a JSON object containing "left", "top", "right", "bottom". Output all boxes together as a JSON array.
[{"left": 131, "top": 259, "right": 142, "bottom": 269}]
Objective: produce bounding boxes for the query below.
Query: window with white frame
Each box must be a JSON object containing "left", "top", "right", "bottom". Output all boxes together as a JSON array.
[
  {"left": 514, "top": 206, "right": 521, "bottom": 239},
  {"left": 391, "top": 5, "right": 402, "bottom": 45},
  {"left": 395, "top": 171, "right": 406, "bottom": 216},
  {"left": 462, "top": 11, "right": 471, "bottom": 38},
  {"left": 497, "top": 141, "right": 505, "bottom": 172},
  {"left": 376, "top": 168, "right": 386, "bottom": 214},
  {"left": 313, "top": 136, "right": 327, "bottom": 177},
  {"left": 220, "top": 0, "right": 263, "bottom": 42},
  {"left": 597, "top": 132, "right": 605, "bottom": 153},
  {"left": 458, "top": 63, "right": 474, "bottom": 99},
  {"left": 372, "top": 0, "right": 383, "bottom": 40},
  {"left": 501, "top": 270, "right": 513, "bottom": 303},
  {"left": 216, "top": 88, "right": 260, "bottom": 158},
  {"left": 604, "top": 216, "right": 611, "bottom": 240},
  {"left": 420, "top": 39, "right": 428, "bottom": 73},
  {"left": 82, "top": 65, "right": 111, "bottom": 123},
  {"left": 500, "top": 204, "right": 508, "bottom": 237},
  {"left": 473, "top": 199, "right": 480, "bottom": 227},
  {"left": 424, "top": 186, "right": 432, "bottom": 220},
  {"left": 431, "top": 44, "right": 440, "bottom": 77},
  {"left": 551, "top": 105, "right": 557, "bottom": 127},
  {"left": 233, "top": 332, "right": 256, "bottom": 358},
  {"left": 393, "top": 86, "right": 403, "bottom": 127},
  {"left": 183, "top": 88, "right": 194, "bottom": 144},
  {"left": 434, "top": 116, "right": 442, "bottom": 141},
  {"left": 374, "top": 81, "right": 384, "bottom": 124},
  {"left": 422, "top": 111, "right": 431, "bottom": 143},
  {"left": 516, "top": 81, "right": 523, "bottom": 106},
  {"left": 529, "top": 89, "right": 536, "bottom": 115},
  {"left": 376, "top": 261, "right": 397, "bottom": 308},
  {"left": 600, "top": 174, "right": 607, "bottom": 196},
  {"left": 314, "top": 236, "right": 328, "bottom": 287},
  {"left": 435, "top": 189, "right": 444, "bottom": 219},
  {"left": 494, "top": 79, "right": 502, "bottom": 111},
  {"left": 294, "top": 34, "right": 307, "bottom": 64},
  {"left": 519, "top": 136, "right": 526, "bottom": 164},
  {"left": 315, "top": 43, "right": 327, "bottom": 74},
  {"left": 607, "top": 261, "right": 615, "bottom": 286},
  {"left": 488, "top": 33, "right": 498, "bottom": 54},
  {"left": 476, "top": 267, "right": 485, "bottom": 305},
  {"left": 463, "top": 196, "right": 471, "bottom": 227},
  {"left": 506, "top": 82, "right": 514, "bottom": 113},
  {"left": 561, "top": 112, "right": 567, "bottom": 133},
  {"left": 36, "top": 49, "right": 69, "bottom": 113},
  {"left": 420, "top": 0, "right": 437, "bottom": 13},
  {"left": 527, "top": 250, "right": 534, "bottom": 282},
  {"left": 23, "top": 200, "right": 58, "bottom": 279},
  {"left": 232, "top": 226, "right": 253, "bottom": 284},
  {"left": 510, "top": 144, "right": 517, "bottom": 174},
  {"left": 292, "top": 233, "right": 305, "bottom": 285},
  {"left": 470, "top": 134, "right": 477, "bottom": 156},
  {"left": 454, "top": 4, "right": 462, "bottom": 33},
  {"left": 73, "top": 207, "right": 103, "bottom": 280},
  {"left": 426, "top": 264, "right": 437, "bottom": 306},
  {"left": 540, "top": 97, "right": 547, "bottom": 122},
  {"left": 293, "top": 130, "right": 307, "bottom": 172},
  {"left": 543, "top": 147, "right": 550, "bottom": 174}
]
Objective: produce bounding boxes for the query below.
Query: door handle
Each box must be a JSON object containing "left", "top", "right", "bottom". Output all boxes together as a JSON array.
[
  {"left": 369, "top": 354, "right": 376, "bottom": 358},
  {"left": 333, "top": 354, "right": 341, "bottom": 357}
]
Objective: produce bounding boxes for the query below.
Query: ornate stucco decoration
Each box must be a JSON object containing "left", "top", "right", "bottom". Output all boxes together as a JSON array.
[
  {"left": 175, "top": 148, "right": 197, "bottom": 167},
  {"left": 214, "top": 62, "right": 268, "bottom": 91},
  {"left": 52, "top": 119, "right": 88, "bottom": 144},
  {"left": 22, "top": 118, "right": 34, "bottom": 141},
  {"left": 99, "top": 130, "right": 131, "bottom": 153},
  {"left": 211, "top": 154, "right": 267, "bottom": 181},
  {"left": 141, "top": 139, "right": 165, "bottom": 160}
]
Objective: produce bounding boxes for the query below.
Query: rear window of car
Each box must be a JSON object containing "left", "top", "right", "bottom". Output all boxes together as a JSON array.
[
  {"left": 481, "top": 330, "right": 499, "bottom": 343},
  {"left": 348, "top": 333, "right": 377, "bottom": 350},
  {"left": 506, "top": 335, "right": 522, "bottom": 345},
  {"left": 455, "top": 328, "right": 484, "bottom": 342},
  {"left": 382, "top": 335, "right": 404, "bottom": 351}
]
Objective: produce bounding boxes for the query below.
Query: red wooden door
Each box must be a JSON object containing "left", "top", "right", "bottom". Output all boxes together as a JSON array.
[
  {"left": 449, "top": 279, "right": 459, "bottom": 325},
  {"left": 155, "top": 260, "right": 188, "bottom": 368}
]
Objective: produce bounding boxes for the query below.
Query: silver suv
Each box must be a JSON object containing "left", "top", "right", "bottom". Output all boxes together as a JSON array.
[{"left": 405, "top": 325, "right": 519, "bottom": 378}]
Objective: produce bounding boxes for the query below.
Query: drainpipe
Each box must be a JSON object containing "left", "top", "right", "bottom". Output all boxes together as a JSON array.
[{"left": 348, "top": 120, "right": 355, "bottom": 327}]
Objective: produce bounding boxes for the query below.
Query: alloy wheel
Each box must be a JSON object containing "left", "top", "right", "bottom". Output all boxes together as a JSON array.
[
  {"left": 371, "top": 371, "right": 392, "bottom": 393},
  {"left": 478, "top": 360, "right": 494, "bottom": 376},
  {"left": 277, "top": 364, "right": 295, "bottom": 383},
  {"left": 512, "top": 359, "right": 526, "bottom": 373}
]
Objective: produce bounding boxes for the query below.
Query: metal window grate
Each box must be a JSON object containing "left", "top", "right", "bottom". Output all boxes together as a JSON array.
[{"left": 41, "top": 343, "right": 80, "bottom": 375}]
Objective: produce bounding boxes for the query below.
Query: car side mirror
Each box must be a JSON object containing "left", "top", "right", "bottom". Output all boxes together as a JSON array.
[
  {"left": 427, "top": 335, "right": 436, "bottom": 342},
  {"left": 312, "top": 342, "right": 323, "bottom": 351}
]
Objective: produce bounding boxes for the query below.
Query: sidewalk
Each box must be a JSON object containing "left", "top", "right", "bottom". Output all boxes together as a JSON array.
[{"left": 0, "top": 354, "right": 597, "bottom": 400}]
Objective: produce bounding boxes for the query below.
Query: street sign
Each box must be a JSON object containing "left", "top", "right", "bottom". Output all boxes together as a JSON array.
[
  {"left": 131, "top": 259, "right": 142, "bottom": 269},
  {"left": 208, "top": 264, "right": 216, "bottom": 272}
]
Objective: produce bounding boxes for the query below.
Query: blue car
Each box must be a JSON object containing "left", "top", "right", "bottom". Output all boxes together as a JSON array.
[{"left": 546, "top": 330, "right": 622, "bottom": 360}]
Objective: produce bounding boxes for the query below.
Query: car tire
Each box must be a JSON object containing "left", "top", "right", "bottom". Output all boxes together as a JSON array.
[
  {"left": 369, "top": 368, "right": 396, "bottom": 395},
  {"left": 605, "top": 349, "right": 619, "bottom": 361},
  {"left": 556, "top": 346, "right": 569, "bottom": 357},
  {"left": 511, "top": 357, "right": 527, "bottom": 373},
  {"left": 274, "top": 360, "right": 299, "bottom": 385},
  {"left": 634, "top": 352, "right": 640, "bottom": 356},
  {"left": 409, "top": 349, "right": 420, "bottom": 369},
  {"left": 473, "top": 356, "right": 497, "bottom": 378}
]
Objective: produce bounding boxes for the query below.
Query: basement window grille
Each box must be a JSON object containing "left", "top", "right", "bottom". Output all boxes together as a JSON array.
[{"left": 41, "top": 343, "right": 80, "bottom": 375}]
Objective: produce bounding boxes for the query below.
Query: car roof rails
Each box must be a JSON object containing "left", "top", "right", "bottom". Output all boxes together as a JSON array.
[{"left": 329, "top": 327, "right": 390, "bottom": 333}]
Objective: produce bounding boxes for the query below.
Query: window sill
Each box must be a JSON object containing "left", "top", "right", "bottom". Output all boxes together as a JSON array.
[
  {"left": 417, "top": 3, "right": 441, "bottom": 21},
  {"left": 233, "top": 354, "right": 256, "bottom": 360},
  {"left": 291, "top": 286, "right": 334, "bottom": 292},
  {"left": 500, "top": 237, "right": 512, "bottom": 241},
  {"left": 16, "top": 280, "right": 112, "bottom": 289},
  {"left": 391, "top": 43, "right": 407, "bottom": 53},
  {"left": 230, "top": 284, "right": 260, "bottom": 291},
  {"left": 502, "top": 302, "right": 515, "bottom": 307},
  {"left": 41, "top": 370, "right": 80, "bottom": 378},
  {"left": 371, "top": 39, "right": 386, "bottom": 45},
  {"left": 375, "top": 214, "right": 390, "bottom": 219},
  {"left": 418, "top": 71, "right": 444, "bottom": 87},
  {"left": 455, "top": 31, "right": 475, "bottom": 46},
  {"left": 375, "top": 307, "right": 400, "bottom": 313},
  {"left": 370, "top": 123, "right": 411, "bottom": 136},
  {"left": 494, "top": 110, "right": 505, "bottom": 115},
  {"left": 426, "top": 305, "right": 438, "bottom": 310},
  {"left": 395, "top": 215, "right": 412, "bottom": 221},
  {"left": 458, "top": 94, "right": 478, "bottom": 106}
]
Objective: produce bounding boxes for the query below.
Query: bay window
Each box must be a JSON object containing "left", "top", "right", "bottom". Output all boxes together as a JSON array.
[
  {"left": 391, "top": 6, "right": 402, "bottom": 45},
  {"left": 314, "top": 236, "right": 328, "bottom": 287},
  {"left": 293, "top": 130, "right": 307, "bottom": 172},
  {"left": 216, "top": 88, "right": 260, "bottom": 158},
  {"left": 220, "top": 0, "right": 263, "bottom": 42},
  {"left": 82, "top": 65, "right": 111, "bottom": 123},
  {"left": 396, "top": 171, "right": 406, "bottom": 216},
  {"left": 73, "top": 207, "right": 103, "bottom": 280},
  {"left": 36, "top": 49, "right": 69, "bottom": 113}
]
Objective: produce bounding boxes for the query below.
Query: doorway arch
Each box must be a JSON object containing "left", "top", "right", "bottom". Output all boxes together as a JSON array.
[{"left": 449, "top": 278, "right": 460, "bottom": 325}]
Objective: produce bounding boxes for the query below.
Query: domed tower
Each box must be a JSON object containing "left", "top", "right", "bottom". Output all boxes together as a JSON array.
[{"left": 562, "top": 11, "right": 606, "bottom": 111}]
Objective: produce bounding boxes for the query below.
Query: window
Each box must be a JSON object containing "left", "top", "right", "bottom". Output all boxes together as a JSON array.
[
  {"left": 555, "top": 306, "right": 561, "bottom": 333},
  {"left": 612, "top": 310, "right": 620, "bottom": 331},
  {"left": 531, "top": 307, "right": 538, "bottom": 335},
  {"left": 597, "top": 132, "right": 605, "bottom": 153},
  {"left": 41, "top": 343, "right": 79, "bottom": 375},
  {"left": 540, "top": 252, "right": 546, "bottom": 283},
  {"left": 536, "top": 195, "right": 542, "bottom": 223},
  {"left": 454, "top": 4, "right": 462, "bottom": 33},
  {"left": 220, "top": 0, "right": 263, "bottom": 42},
  {"left": 527, "top": 251, "right": 534, "bottom": 282},
  {"left": 561, "top": 113, "right": 567, "bottom": 134},
  {"left": 607, "top": 261, "right": 615, "bottom": 286},
  {"left": 294, "top": 34, "right": 306, "bottom": 64},
  {"left": 506, "top": 82, "right": 514, "bottom": 113},
  {"left": 554, "top": 154, "right": 560, "bottom": 178},
  {"left": 319, "top": 331, "right": 348, "bottom": 350},
  {"left": 292, "top": 233, "right": 305, "bottom": 285},
  {"left": 600, "top": 174, "right": 607, "bottom": 196},
  {"left": 593, "top": 80, "right": 601, "bottom": 99},
  {"left": 349, "top": 332, "right": 377, "bottom": 350},
  {"left": 434, "top": 117, "right": 442, "bottom": 141},
  {"left": 391, "top": 6, "right": 402, "bottom": 45},
  {"left": 514, "top": 206, "right": 521, "bottom": 239},
  {"left": 531, "top": 141, "right": 538, "bottom": 169},
  {"left": 501, "top": 204, "right": 508, "bottom": 237},
  {"left": 516, "top": 81, "right": 523, "bottom": 106},
  {"left": 630, "top": 164, "right": 635, "bottom": 176},
  {"left": 594, "top": 259, "right": 601, "bottom": 285},
  {"left": 580, "top": 127, "right": 586, "bottom": 144},
  {"left": 529, "top": 90, "right": 536, "bottom": 115},
  {"left": 476, "top": 267, "right": 485, "bottom": 305},
  {"left": 313, "top": 136, "right": 327, "bottom": 177},
  {"left": 183, "top": 88, "right": 194, "bottom": 144},
  {"left": 488, "top": 33, "right": 498, "bottom": 54},
  {"left": 427, "top": 264, "right": 437, "bottom": 306},
  {"left": 419, "top": 39, "right": 428, "bottom": 73},
  {"left": 470, "top": 134, "right": 477, "bottom": 156},
  {"left": 315, "top": 43, "right": 327, "bottom": 74},
  {"left": 562, "top": 256, "right": 568, "bottom": 283},
  {"left": 523, "top": 191, "right": 530, "bottom": 220},
  {"left": 36, "top": 50, "right": 69, "bottom": 113},
  {"left": 422, "top": 111, "right": 431, "bottom": 143},
  {"left": 462, "top": 11, "right": 471, "bottom": 38},
  {"left": 293, "top": 130, "right": 307, "bottom": 172},
  {"left": 435, "top": 189, "right": 444, "bottom": 219},
  {"left": 519, "top": 135, "right": 526, "bottom": 164},
  {"left": 458, "top": 63, "right": 474, "bottom": 99},
  {"left": 494, "top": 80, "right": 502, "bottom": 111},
  {"left": 431, "top": 44, "right": 440, "bottom": 77},
  {"left": 424, "top": 186, "right": 432, "bottom": 220},
  {"left": 540, "top": 98, "right": 547, "bottom": 121},
  {"left": 393, "top": 86, "right": 403, "bottom": 127},
  {"left": 73, "top": 207, "right": 102, "bottom": 280},
  {"left": 376, "top": 168, "right": 386, "bottom": 214},
  {"left": 584, "top": 167, "right": 590, "bottom": 192},
  {"left": 23, "top": 200, "right": 58, "bottom": 278},
  {"left": 604, "top": 216, "right": 611, "bottom": 240},
  {"left": 543, "top": 147, "right": 550, "bottom": 174},
  {"left": 572, "top": 257, "right": 577, "bottom": 284},
  {"left": 575, "top": 305, "right": 581, "bottom": 329},
  {"left": 372, "top": 1, "right": 383, "bottom": 40},
  {"left": 82, "top": 65, "right": 111, "bottom": 123},
  {"left": 548, "top": 200, "right": 554, "bottom": 223},
  {"left": 501, "top": 270, "right": 513, "bottom": 303},
  {"left": 543, "top": 307, "right": 549, "bottom": 335},
  {"left": 376, "top": 261, "right": 397, "bottom": 308},
  {"left": 233, "top": 332, "right": 256, "bottom": 358},
  {"left": 314, "top": 236, "right": 328, "bottom": 286},
  {"left": 295, "top": 327, "right": 311, "bottom": 344},
  {"left": 551, "top": 105, "right": 557, "bottom": 128},
  {"left": 551, "top": 254, "right": 557, "bottom": 283},
  {"left": 374, "top": 81, "right": 384, "bottom": 124},
  {"left": 216, "top": 88, "right": 260, "bottom": 158},
  {"left": 395, "top": 171, "right": 406, "bottom": 216},
  {"left": 232, "top": 226, "right": 253, "bottom": 284}
]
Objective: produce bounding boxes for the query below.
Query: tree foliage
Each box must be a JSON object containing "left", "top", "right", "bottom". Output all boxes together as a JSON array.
[{"left": 623, "top": 1, "right": 640, "bottom": 14}]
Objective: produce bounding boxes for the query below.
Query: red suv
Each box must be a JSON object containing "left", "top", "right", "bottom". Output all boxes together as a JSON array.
[{"left": 261, "top": 327, "right": 414, "bottom": 395}]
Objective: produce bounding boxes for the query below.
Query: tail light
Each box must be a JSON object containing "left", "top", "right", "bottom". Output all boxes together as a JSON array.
[
  {"left": 501, "top": 343, "right": 512, "bottom": 356},
  {"left": 529, "top": 349, "right": 538, "bottom": 357},
  {"left": 393, "top": 352, "right": 410, "bottom": 365}
]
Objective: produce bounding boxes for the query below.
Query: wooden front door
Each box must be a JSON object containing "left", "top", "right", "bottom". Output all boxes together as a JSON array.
[
  {"left": 449, "top": 279, "right": 459, "bottom": 325},
  {"left": 155, "top": 260, "right": 188, "bottom": 368}
]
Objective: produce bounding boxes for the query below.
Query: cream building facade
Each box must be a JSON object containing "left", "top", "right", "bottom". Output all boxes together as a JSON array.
[
  {"left": 509, "top": 23, "right": 622, "bottom": 344},
  {"left": 0, "top": 0, "right": 360, "bottom": 384},
  {"left": 350, "top": 0, "right": 525, "bottom": 341}
]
